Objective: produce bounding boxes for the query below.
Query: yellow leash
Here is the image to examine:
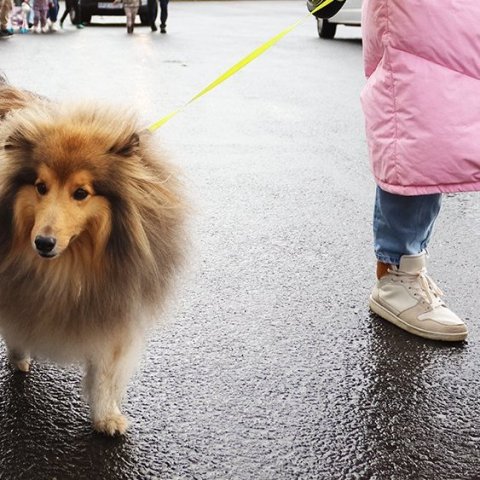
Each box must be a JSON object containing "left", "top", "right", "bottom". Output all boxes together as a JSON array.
[{"left": 147, "top": 0, "right": 336, "bottom": 132}]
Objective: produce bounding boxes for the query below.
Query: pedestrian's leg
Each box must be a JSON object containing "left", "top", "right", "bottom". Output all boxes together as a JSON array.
[
  {"left": 147, "top": 0, "right": 156, "bottom": 30},
  {"left": 373, "top": 185, "right": 441, "bottom": 275},
  {"left": 40, "top": 7, "right": 47, "bottom": 29},
  {"left": 47, "top": 0, "right": 59, "bottom": 29},
  {"left": 73, "top": 0, "right": 83, "bottom": 27},
  {"left": 125, "top": 6, "right": 130, "bottom": 30},
  {"left": 59, "top": 0, "right": 70, "bottom": 25},
  {"left": 0, "top": 0, "right": 13, "bottom": 31},
  {"left": 369, "top": 185, "right": 467, "bottom": 341},
  {"left": 131, "top": 6, "right": 138, "bottom": 31},
  {"left": 33, "top": 7, "right": 39, "bottom": 27},
  {"left": 28, "top": 1, "right": 34, "bottom": 27},
  {"left": 159, "top": 0, "right": 167, "bottom": 32},
  {"left": 21, "top": 8, "right": 28, "bottom": 30},
  {"left": 125, "top": 6, "right": 133, "bottom": 33},
  {"left": 127, "top": 7, "right": 138, "bottom": 33},
  {"left": 0, "top": 0, "right": 8, "bottom": 29}
]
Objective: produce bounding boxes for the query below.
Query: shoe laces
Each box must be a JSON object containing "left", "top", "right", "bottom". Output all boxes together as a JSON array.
[{"left": 388, "top": 266, "right": 444, "bottom": 307}]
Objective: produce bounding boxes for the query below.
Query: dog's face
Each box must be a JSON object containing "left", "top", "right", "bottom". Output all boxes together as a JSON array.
[
  {"left": 1, "top": 104, "right": 139, "bottom": 262},
  {"left": 14, "top": 164, "right": 111, "bottom": 259},
  {"left": 0, "top": 103, "right": 180, "bottom": 277}
]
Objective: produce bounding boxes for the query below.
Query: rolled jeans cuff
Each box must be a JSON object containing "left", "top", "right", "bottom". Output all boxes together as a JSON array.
[{"left": 375, "top": 254, "right": 401, "bottom": 266}]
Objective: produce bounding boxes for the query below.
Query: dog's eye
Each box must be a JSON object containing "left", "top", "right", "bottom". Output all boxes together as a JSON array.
[
  {"left": 73, "top": 188, "right": 89, "bottom": 201},
  {"left": 35, "top": 182, "right": 47, "bottom": 195}
]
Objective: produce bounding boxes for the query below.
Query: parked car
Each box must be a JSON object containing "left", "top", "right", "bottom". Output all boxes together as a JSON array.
[
  {"left": 308, "top": 0, "right": 362, "bottom": 39},
  {"left": 68, "top": 0, "right": 156, "bottom": 25}
]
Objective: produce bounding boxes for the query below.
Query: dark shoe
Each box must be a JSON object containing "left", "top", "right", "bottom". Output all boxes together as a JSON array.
[
  {"left": 0, "top": 29, "right": 13, "bottom": 37},
  {"left": 127, "top": 25, "right": 133, "bottom": 34},
  {"left": 160, "top": 25, "right": 166, "bottom": 33},
  {"left": 150, "top": 23, "right": 157, "bottom": 32}
]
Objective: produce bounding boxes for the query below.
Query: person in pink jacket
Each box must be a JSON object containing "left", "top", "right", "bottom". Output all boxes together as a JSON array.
[{"left": 360, "top": 0, "right": 480, "bottom": 342}]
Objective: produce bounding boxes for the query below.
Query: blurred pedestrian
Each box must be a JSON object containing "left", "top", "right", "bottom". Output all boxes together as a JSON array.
[
  {"left": 20, "top": 0, "right": 30, "bottom": 32},
  {"left": 27, "top": 0, "right": 34, "bottom": 28},
  {"left": 114, "top": 0, "right": 138, "bottom": 34},
  {"left": 147, "top": 0, "right": 168, "bottom": 33},
  {"left": 0, "top": 0, "right": 13, "bottom": 36},
  {"left": 361, "top": 0, "right": 480, "bottom": 342},
  {"left": 32, "top": 0, "right": 48, "bottom": 32},
  {"left": 59, "top": 0, "right": 83, "bottom": 28},
  {"left": 47, "top": 0, "right": 58, "bottom": 30},
  {"left": 9, "top": 0, "right": 24, "bottom": 32}
]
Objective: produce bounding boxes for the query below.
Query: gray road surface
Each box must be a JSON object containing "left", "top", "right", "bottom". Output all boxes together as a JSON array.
[{"left": 1, "top": 2, "right": 480, "bottom": 479}]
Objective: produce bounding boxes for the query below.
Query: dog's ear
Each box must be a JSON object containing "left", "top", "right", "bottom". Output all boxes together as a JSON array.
[
  {"left": 4, "top": 129, "right": 33, "bottom": 152},
  {"left": 110, "top": 132, "right": 140, "bottom": 157}
]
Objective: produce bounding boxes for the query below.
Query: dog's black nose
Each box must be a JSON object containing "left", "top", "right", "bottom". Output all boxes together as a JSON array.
[{"left": 34, "top": 235, "right": 56, "bottom": 253}]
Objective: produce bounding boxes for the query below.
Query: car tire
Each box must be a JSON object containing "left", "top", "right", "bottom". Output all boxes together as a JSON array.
[{"left": 317, "top": 18, "right": 337, "bottom": 39}]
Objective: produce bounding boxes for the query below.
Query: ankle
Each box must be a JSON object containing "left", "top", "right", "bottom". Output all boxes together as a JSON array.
[{"left": 376, "top": 262, "right": 391, "bottom": 279}]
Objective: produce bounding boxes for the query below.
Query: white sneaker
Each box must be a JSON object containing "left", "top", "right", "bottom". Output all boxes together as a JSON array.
[
  {"left": 33, "top": 24, "right": 41, "bottom": 33},
  {"left": 41, "top": 25, "right": 48, "bottom": 33},
  {"left": 369, "top": 252, "right": 467, "bottom": 342},
  {"left": 50, "top": 21, "right": 58, "bottom": 31}
]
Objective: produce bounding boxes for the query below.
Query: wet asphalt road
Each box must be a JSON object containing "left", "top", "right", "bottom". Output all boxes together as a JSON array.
[{"left": 2, "top": 1, "right": 480, "bottom": 479}]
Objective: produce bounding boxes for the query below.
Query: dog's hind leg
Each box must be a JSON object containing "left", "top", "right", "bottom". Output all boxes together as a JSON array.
[
  {"left": 6, "top": 346, "right": 31, "bottom": 373},
  {"left": 83, "top": 334, "right": 141, "bottom": 436}
]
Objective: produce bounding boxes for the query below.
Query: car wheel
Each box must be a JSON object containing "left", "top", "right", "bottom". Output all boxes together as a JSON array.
[{"left": 317, "top": 18, "right": 337, "bottom": 39}]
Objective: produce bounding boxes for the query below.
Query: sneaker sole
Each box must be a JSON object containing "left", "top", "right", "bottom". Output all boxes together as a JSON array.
[{"left": 369, "top": 295, "right": 467, "bottom": 342}]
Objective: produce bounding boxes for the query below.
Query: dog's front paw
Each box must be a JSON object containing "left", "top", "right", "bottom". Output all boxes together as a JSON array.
[
  {"left": 8, "top": 355, "right": 31, "bottom": 373},
  {"left": 15, "top": 358, "right": 31, "bottom": 373},
  {"left": 94, "top": 414, "right": 129, "bottom": 436}
]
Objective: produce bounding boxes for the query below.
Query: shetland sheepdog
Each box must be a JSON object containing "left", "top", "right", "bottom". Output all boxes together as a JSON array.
[{"left": 0, "top": 76, "right": 186, "bottom": 435}]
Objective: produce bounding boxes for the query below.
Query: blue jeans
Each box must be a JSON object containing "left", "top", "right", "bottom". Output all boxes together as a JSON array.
[
  {"left": 48, "top": 0, "right": 59, "bottom": 22},
  {"left": 373, "top": 186, "right": 442, "bottom": 265}
]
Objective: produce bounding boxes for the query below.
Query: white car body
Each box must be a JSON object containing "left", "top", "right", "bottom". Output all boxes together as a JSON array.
[
  {"left": 315, "top": 0, "right": 362, "bottom": 38},
  {"left": 329, "top": 0, "right": 362, "bottom": 26}
]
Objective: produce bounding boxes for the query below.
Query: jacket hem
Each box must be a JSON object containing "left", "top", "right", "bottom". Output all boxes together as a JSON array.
[{"left": 375, "top": 178, "right": 480, "bottom": 196}]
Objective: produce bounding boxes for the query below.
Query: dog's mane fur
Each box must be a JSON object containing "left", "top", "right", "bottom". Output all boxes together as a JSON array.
[{"left": 0, "top": 77, "right": 186, "bottom": 358}]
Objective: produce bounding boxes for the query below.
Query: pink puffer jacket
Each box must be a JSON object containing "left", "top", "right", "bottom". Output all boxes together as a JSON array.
[{"left": 361, "top": 0, "right": 480, "bottom": 195}]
